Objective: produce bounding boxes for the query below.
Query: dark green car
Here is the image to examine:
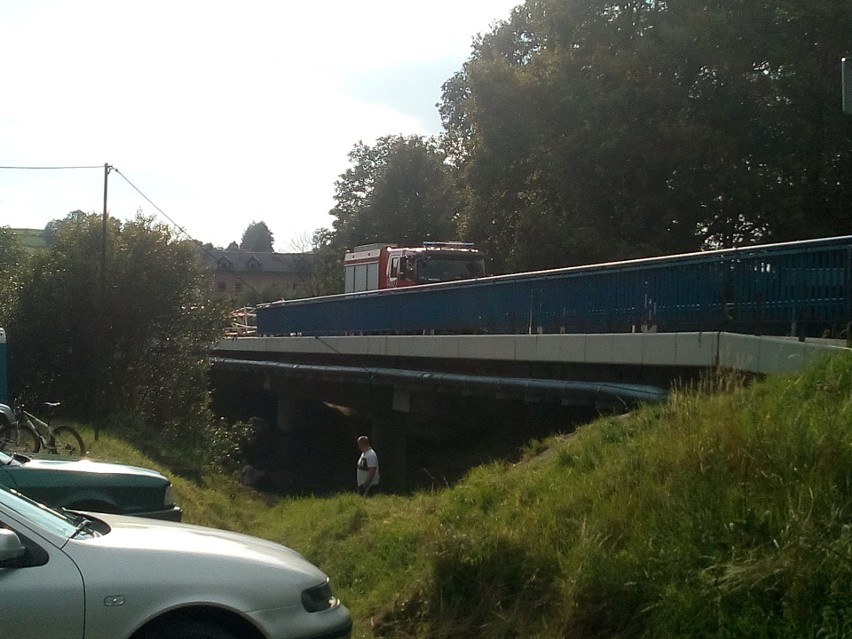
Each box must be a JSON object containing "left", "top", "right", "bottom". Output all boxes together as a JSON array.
[{"left": 0, "top": 450, "right": 182, "bottom": 520}]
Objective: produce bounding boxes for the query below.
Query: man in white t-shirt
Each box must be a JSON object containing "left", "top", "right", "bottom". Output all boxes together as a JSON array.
[{"left": 356, "top": 435, "right": 380, "bottom": 496}]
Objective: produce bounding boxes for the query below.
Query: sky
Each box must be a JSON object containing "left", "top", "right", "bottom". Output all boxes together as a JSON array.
[{"left": 0, "top": 0, "right": 520, "bottom": 250}]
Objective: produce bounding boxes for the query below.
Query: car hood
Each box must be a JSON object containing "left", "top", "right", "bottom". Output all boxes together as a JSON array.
[
  {"left": 65, "top": 514, "right": 327, "bottom": 595},
  {"left": 9, "top": 455, "right": 168, "bottom": 480},
  {"left": 45, "top": 514, "right": 342, "bottom": 628}
]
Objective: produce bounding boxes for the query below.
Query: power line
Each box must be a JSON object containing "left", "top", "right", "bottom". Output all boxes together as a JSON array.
[
  {"left": 2, "top": 162, "right": 266, "bottom": 300},
  {"left": 113, "top": 174, "right": 335, "bottom": 344},
  {"left": 0, "top": 165, "right": 103, "bottom": 170},
  {"left": 111, "top": 168, "right": 195, "bottom": 241},
  {"left": 110, "top": 168, "right": 271, "bottom": 300}
]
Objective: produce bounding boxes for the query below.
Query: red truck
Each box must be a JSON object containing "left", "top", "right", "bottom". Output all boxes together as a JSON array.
[{"left": 344, "top": 242, "right": 486, "bottom": 293}]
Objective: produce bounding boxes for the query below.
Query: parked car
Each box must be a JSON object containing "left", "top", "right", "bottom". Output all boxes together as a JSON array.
[
  {"left": 0, "top": 486, "right": 352, "bottom": 639},
  {"left": 0, "top": 450, "right": 182, "bottom": 520}
]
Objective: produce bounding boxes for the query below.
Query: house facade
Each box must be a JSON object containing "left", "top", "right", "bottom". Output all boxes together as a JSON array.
[{"left": 199, "top": 248, "right": 317, "bottom": 304}]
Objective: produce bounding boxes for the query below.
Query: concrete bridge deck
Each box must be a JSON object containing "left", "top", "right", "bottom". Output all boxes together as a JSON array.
[
  {"left": 213, "top": 331, "right": 849, "bottom": 413},
  {"left": 216, "top": 331, "right": 848, "bottom": 378}
]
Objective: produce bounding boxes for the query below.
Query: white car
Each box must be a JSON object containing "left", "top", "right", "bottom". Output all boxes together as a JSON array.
[{"left": 0, "top": 486, "right": 352, "bottom": 639}]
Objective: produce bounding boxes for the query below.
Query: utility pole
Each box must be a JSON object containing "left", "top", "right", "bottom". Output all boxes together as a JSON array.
[
  {"left": 96, "top": 163, "right": 111, "bottom": 439},
  {"left": 102, "top": 163, "right": 110, "bottom": 277},
  {"left": 844, "top": 57, "right": 851, "bottom": 115}
]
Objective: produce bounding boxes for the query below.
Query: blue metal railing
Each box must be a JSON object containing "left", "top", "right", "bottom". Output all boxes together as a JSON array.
[{"left": 258, "top": 236, "right": 852, "bottom": 339}]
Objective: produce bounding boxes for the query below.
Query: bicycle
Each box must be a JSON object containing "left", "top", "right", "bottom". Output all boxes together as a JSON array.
[{"left": 0, "top": 401, "right": 86, "bottom": 456}]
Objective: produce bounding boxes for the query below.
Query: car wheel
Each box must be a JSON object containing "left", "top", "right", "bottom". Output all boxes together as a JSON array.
[{"left": 147, "top": 621, "right": 238, "bottom": 639}]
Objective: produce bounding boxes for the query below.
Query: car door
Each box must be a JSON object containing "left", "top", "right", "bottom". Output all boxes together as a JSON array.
[{"left": 0, "top": 513, "right": 85, "bottom": 639}]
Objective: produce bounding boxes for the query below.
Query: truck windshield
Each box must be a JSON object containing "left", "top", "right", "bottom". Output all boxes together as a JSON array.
[{"left": 418, "top": 255, "right": 485, "bottom": 283}]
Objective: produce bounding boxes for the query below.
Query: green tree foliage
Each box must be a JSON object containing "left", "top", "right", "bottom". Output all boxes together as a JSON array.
[
  {"left": 8, "top": 213, "right": 227, "bottom": 438},
  {"left": 329, "top": 135, "right": 460, "bottom": 252},
  {"left": 306, "top": 228, "right": 345, "bottom": 296},
  {"left": 240, "top": 221, "right": 274, "bottom": 252},
  {"left": 0, "top": 228, "right": 26, "bottom": 327},
  {"left": 441, "top": 0, "right": 852, "bottom": 272}
]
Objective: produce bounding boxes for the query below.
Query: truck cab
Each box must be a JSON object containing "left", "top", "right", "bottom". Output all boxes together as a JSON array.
[{"left": 345, "top": 242, "right": 485, "bottom": 293}]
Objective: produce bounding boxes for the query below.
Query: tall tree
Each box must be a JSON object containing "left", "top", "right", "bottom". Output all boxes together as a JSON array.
[
  {"left": 441, "top": 0, "right": 852, "bottom": 272},
  {"left": 329, "top": 135, "right": 460, "bottom": 252},
  {"left": 240, "top": 221, "right": 274, "bottom": 252},
  {"left": 9, "top": 213, "right": 226, "bottom": 435}
]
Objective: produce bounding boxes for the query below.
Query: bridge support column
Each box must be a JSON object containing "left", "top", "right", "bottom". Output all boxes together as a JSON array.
[
  {"left": 276, "top": 393, "right": 299, "bottom": 433},
  {"left": 367, "top": 387, "right": 410, "bottom": 493},
  {"left": 371, "top": 414, "right": 407, "bottom": 493}
]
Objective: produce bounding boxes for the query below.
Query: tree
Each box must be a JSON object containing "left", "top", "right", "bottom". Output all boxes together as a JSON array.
[
  {"left": 0, "top": 227, "right": 26, "bottom": 328},
  {"left": 240, "top": 221, "right": 274, "bottom": 252},
  {"left": 329, "top": 135, "right": 460, "bottom": 252},
  {"left": 307, "top": 227, "right": 345, "bottom": 296},
  {"left": 8, "top": 212, "right": 227, "bottom": 438},
  {"left": 440, "top": 0, "right": 852, "bottom": 271}
]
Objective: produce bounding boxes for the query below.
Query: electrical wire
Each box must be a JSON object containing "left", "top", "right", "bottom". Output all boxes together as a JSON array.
[
  {"left": 0, "top": 165, "right": 104, "bottom": 170},
  {"left": 111, "top": 168, "right": 195, "bottom": 241},
  {"left": 1, "top": 162, "right": 266, "bottom": 300},
  {"left": 112, "top": 168, "right": 352, "bottom": 362},
  {"left": 111, "top": 167, "right": 272, "bottom": 300}
]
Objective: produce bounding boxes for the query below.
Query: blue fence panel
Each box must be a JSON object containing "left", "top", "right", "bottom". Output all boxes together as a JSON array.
[{"left": 257, "top": 236, "right": 852, "bottom": 338}]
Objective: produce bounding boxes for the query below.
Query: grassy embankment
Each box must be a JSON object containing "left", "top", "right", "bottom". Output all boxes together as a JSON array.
[{"left": 82, "top": 352, "right": 852, "bottom": 638}]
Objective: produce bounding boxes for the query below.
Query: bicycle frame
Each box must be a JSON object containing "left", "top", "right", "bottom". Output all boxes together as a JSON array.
[
  {"left": 18, "top": 411, "right": 52, "bottom": 450},
  {"left": 0, "top": 403, "right": 86, "bottom": 456}
]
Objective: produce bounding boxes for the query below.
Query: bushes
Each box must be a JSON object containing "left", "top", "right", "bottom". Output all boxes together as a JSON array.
[{"left": 8, "top": 213, "right": 227, "bottom": 436}]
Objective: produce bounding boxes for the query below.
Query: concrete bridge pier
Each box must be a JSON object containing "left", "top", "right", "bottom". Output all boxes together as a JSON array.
[
  {"left": 248, "top": 387, "right": 354, "bottom": 493},
  {"left": 364, "top": 387, "right": 410, "bottom": 494}
]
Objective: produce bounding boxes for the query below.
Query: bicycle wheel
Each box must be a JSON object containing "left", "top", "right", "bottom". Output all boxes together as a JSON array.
[
  {"left": 51, "top": 426, "right": 86, "bottom": 456},
  {"left": 0, "top": 425, "right": 41, "bottom": 454}
]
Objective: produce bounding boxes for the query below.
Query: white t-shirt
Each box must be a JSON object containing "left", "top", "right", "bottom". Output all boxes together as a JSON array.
[{"left": 356, "top": 448, "right": 380, "bottom": 487}]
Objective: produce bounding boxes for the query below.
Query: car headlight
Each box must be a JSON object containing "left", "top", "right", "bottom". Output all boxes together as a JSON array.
[
  {"left": 164, "top": 484, "right": 175, "bottom": 507},
  {"left": 301, "top": 578, "right": 339, "bottom": 612}
]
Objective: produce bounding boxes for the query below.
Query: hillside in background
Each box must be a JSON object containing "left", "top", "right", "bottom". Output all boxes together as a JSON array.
[
  {"left": 83, "top": 352, "right": 852, "bottom": 638},
  {"left": 9, "top": 228, "right": 45, "bottom": 253}
]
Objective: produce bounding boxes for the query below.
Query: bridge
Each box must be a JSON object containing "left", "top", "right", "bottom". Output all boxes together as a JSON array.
[
  {"left": 213, "top": 236, "right": 851, "bottom": 492},
  {"left": 211, "top": 331, "right": 848, "bottom": 493}
]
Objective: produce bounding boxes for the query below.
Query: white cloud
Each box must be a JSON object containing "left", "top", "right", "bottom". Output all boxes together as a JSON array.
[{"left": 0, "top": 0, "right": 519, "bottom": 249}]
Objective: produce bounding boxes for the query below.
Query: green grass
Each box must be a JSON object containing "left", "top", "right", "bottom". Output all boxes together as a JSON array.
[{"left": 78, "top": 351, "right": 852, "bottom": 638}]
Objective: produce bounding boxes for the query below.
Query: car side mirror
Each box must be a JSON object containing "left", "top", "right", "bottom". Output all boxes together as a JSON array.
[{"left": 0, "top": 528, "right": 27, "bottom": 565}]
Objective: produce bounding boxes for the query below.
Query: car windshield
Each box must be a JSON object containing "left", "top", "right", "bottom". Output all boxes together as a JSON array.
[
  {"left": 0, "top": 486, "right": 83, "bottom": 538},
  {"left": 0, "top": 450, "right": 25, "bottom": 466}
]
